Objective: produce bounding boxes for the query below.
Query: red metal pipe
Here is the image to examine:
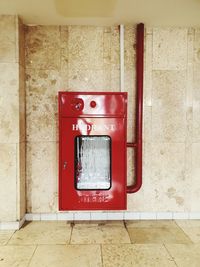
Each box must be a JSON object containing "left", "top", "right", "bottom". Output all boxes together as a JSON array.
[
  {"left": 127, "top": 23, "right": 144, "bottom": 193},
  {"left": 127, "top": 142, "right": 137, "bottom": 148}
]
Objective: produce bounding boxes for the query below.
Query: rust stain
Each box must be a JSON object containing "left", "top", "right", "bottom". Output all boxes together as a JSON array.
[
  {"left": 166, "top": 187, "right": 184, "bottom": 206},
  {"left": 51, "top": 79, "right": 57, "bottom": 85}
]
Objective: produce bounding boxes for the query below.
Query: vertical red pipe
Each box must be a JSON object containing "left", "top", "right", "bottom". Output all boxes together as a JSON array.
[{"left": 127, "top": 23, "right": 144, "bottom": 193}]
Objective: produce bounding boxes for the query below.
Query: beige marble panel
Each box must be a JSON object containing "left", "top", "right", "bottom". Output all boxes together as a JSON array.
[
  {"left": 0, "top": 15, "right": 16, "bottom": 63},
  {"left": 127, "top": 142, "right": 156, "bottom": 212},
  {"left": 110, "top": 26, "right": 120, "bottom": 69},
  {"left": 9, "top": 222, "right": 71, "bottom": 245},
  {"left": 175, "top": 220, "right": 200, "bottom": 243},
  {"left": 71, "top": 222, "right": 131, "bottom": 244},
  {"left": 26, "top": 69, "right": 60, "bottom": 142},
  {"left": 102, "top": 244, "right": 176, "bottom": 267},
  {"left": 194, "top": 29, "right": 200, "bottom": 62},
  {"left": 60, "top": 72, "right": 69, "bottom": 89},
  {"left": 144, "top": 30, "right": 153, "bottom": 107},
  {"left": 19, "top": 65, "right": 25, "bottom": 142},
  {"left": 126, "top": 220, "right": 192, "bottom": 244},
  {"left": 125, "top": 69, "right": 136, "bottom": 94},
  {"left": 127, "top": 124, "right": 134, "bottom": 144},
  {"left": 193, "top": 102, "right": 200, "bottom": 142},
  {"left": 68, "top": 68, "right": 110, "bottom": 91},
  {"left": 68, "top": 26, "right": 104, "bottom": 70},
  {"left": 103, "top": 27, "right": 111, "bottom": 69},
  {"left": 26, "top": 142, "right": 58, "bottom": 213},
  {"left": 25, "top": 25, "right": 60, "bottom": 70},
  {"left": 103, "top": 28, "right": 112, "bottom": 87},
  {"left": 185, "top": 107, "right": 193, "bottom": 143},
  {"left": 29, "top": 244, "right": 101, "bottom": 267},
  {"left": 0, "top": 245, "right": 35, "bottom": 267},
  {"left": 127, "top": 148, "right": 135, "bottom": 186},
  {"left": 127, "top": 105, "right": 135, "bottom": 142},
  {"left": 0, "top": 144, "right": 17, "bottom": 221},
  {"left": 16, "top": 17, "right": 25, "bottom": 67},
  {"left": 60, "top": 26, "right": 68, "bottom": 76},
  {"left": 110, "top": 69, "right": 120, "bottom": 91},
  {"left": 153, "top": 28, "right": 188, "bottom": 70},
  {"left": 17, "top": 142, "right": 26, "bottom": 219},
  {"left": 125, "top": 70, "right": 136, "bottom": 142},
  {"left": 143, "top": 106, "right": 152, "bottom": 143},
  {"left": 0, "top": 231, "right": 14, "bottom": 245},
  {"left": 150, "top": 143, "right": 189, "bottom": 212},
  {"left": 166, "top": 244, "right": 200, "bottom": 267},
  {"left": 0, "top": 63, "right": 19, "bottom": 96},
  {"left": 190, "top": 143, "right": 200, "bottom": 211},
  {"left": 0, "top": 93, "right": 19, "bottom": 143},
  {"left": 152, "top": 71, "right": 187, "bottom": 142},
  {"left": 0, "top": 64, "right": 20, "bottom": 144},
  {"left": 193, "top": 30, "right": 200, "bottom": 143},
  {"left": 186, "top": 30, "right": 194, "bottom": 108},
  {"left": 124, "top": 25, "right": 136, "bottom": 70},
  {"left": 152, "top": 71, "right": 186, "bottom": 105}
]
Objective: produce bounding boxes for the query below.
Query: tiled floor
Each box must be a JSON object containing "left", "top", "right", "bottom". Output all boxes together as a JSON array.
[{"left": 0, "top": 220, "right": 200, "bottom": 266}]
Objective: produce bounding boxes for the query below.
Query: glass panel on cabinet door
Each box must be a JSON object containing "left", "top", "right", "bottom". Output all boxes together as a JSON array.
[{"left": 75, "top": 136, "right": 111, "bottom": 190}]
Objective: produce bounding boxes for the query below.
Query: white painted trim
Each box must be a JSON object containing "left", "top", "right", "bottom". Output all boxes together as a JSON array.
[
  {"left": 173, "top": 212, "right": 189, "bottom": 220},
  {"left": 74, "top": 212, "right": 91, "bottom": 220},
  {"left": 156, "top": 212, "right": 173, "bottom": 220},
  {"left": 107, "top": 212, "right": 124, "bottom": 220},
  {"left": 57, "top": 213, "right": 74, "bottom": 221},
  {"left": 124, "top": 212, "right": 140, "bottom": 220},
  {"left": 25, "top": 213, "right": 41, "bottom": 221},
  {"left": 1, "top": 212, "right": 200, "bottom": 229},
  {"left": 120, "top": 24, "right": 125, "bottom": 92},
  {"left": 90, "top": 212, "right": 108, "bottom": 220},
  {"left": 23, "top": 212, "right": 200, "bottom": 222},
  {"left": 140, "top": 212, "right": 157, "bottom": 220},
  {"left": 189, "top": 212, "right": 200, "bottom": 219},
  {"left": 19, "top": 215, "right": 26, "bottom": 228},
  {"left": 0, "top": 215, "right": 26, "bottom": 230},
  {"left": 41, "top": 213, "right": 57, "bottom": 221}
]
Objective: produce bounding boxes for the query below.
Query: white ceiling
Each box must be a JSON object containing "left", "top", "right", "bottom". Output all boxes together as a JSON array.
[{"left": 0, "top": 0, "right": 200, "bottom": 26}]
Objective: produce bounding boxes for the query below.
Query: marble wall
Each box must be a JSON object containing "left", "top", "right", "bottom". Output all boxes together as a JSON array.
[
  {"left": 0, "top": 15, "right": 25, "bottom": 222},
  {"left": 24, "top": 25, "right": 200, "bottom": 213}
]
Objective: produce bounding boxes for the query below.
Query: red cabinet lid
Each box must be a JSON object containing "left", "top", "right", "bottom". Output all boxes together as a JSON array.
[{"left": 59, "top": 92, "right": 127, "bottom": 118}]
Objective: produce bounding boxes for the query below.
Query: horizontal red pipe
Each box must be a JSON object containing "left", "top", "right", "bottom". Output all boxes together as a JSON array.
[
  {"left": 127, "top": 23, "right": 144, "bottom": 194},
  {"left": 127, "top": 142, "right": 137, "bottom": 148}
]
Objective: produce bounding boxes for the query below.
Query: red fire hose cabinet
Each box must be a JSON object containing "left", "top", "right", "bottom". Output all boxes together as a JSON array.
[{"left": 59, "top": 92, "right": 127, "bottom": 210}]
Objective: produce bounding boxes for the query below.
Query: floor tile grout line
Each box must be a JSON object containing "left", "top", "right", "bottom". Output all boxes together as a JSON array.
[
  {"left": 163, "top": 243, "right": 179, "bottom": 267},
  {"left": 123, "top": 220, "right": 132, "bottom": 244},
  {"left": 174, "top": 220, "right": 194, "bottom": 243},
  {"left": 6, "top": 244, "right": 38, "bottom": 247},
  {"left": 100, "top": 244, "right": 104, "bottom": 267},
  {"left": 27, "top": 245, "right": 38, "bottom": 267},
  {"left": 5, "top": 230, "right": 16, "bottom": 245},
  {"left": 65, "top": 243, "right": 126, "bottom": 247},
  {"left": 68, "top": 222, "right": 74, "bottom": 244}
]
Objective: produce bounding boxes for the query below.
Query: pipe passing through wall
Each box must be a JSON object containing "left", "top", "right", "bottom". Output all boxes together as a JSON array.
[{"left": 126, "top": 23, "right": 144, "bottom": 193}]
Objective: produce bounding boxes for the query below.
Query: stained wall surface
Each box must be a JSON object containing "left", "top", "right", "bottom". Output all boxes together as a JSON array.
[
  {"left": 24, "top": 25, "right": 200, "bottom": 213},
  {"left": 0, "top": 15, "right": 25, "bottom": 221}
]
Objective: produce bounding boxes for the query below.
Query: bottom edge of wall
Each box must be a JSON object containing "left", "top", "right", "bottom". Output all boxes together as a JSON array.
[
  {"left": 1, "top": 212, "right": 200, "bottom": 230},
  {"left": 26, "top": 211, "right": 200, "bottom": 221},
  {"left": 0, "top": 216, "right": 26, "bottom": 230}
]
